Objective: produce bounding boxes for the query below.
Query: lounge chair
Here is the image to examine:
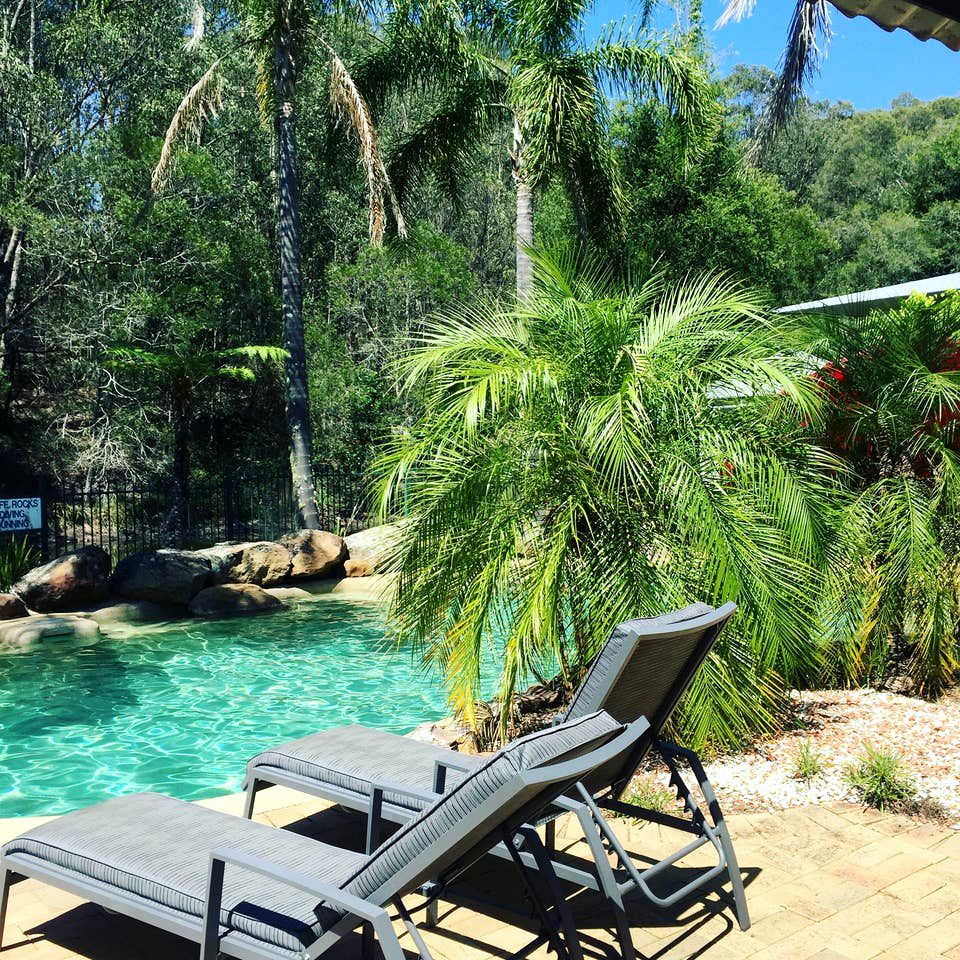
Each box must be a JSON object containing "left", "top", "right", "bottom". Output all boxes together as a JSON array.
[
  {"left": 0, "top": 710, "right": 643, "bottom": 960},
  {"left": 243, "top": 602, "right": 749, "bottom": 953}
]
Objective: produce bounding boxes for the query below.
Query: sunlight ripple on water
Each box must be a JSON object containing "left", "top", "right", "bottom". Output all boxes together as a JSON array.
[{"left": 0, "top": 599, "right": 450, "bottom": 818}]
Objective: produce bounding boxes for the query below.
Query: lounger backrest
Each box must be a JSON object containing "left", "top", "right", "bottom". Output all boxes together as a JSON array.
[
  {"left": 561, "top": 602, "right": 736, "bottom": 796},
  {"left": 335, "top": 710, "right": 646, "bottom": 909},
  {"left": 564, "top": 601, "right": 736, "bottom": 734}
]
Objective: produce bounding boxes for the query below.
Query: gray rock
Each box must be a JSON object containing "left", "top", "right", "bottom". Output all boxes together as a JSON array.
[
  {"left": 193, "top": 541, "right": 291, "bottom": 586},
  {"left": 0, "top": 593, "right": 27, "bottom": 620},
  {"left": 343, "top": 524, "right": 401, "bottom": 574},
  {"left": 188, "top": 583, "right": 286, "bottom": 619},
  {"left": 12, "top": 546, "right": 111, "bottom": 612},
  {"left": 111, "top": 549, "right": 210, "bottom": 606},
  {"left": 89, "top": 600, "right": 177, "bottom": 625},
  {"left": 0, "top": 613, "right": 101, "bottom": 652},
  {"left": 281, "top": 530, "right": 346, "bottom": 579}
]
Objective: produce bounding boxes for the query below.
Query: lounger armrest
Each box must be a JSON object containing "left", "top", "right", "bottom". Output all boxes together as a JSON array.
[
  {"left": 432, "top": 756, "right": 476, "bottom": 793},
  {"left": 204, "top": 848, "right": 405, "bottom": 960},
  {"left": 209, "top": 847, "right": 383, "bottom": 921},
  {"left": 368, "top": 779, "right": 440, "bottom": 806}
]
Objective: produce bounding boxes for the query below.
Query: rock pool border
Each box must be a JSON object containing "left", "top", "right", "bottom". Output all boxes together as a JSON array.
[{"left": 0, "top": 525, "right": 399, "bottom": 651}]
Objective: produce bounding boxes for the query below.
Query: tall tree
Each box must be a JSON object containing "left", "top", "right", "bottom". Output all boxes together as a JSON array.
[
  {"left": 367, "top": 0, "right": 715, "bottom": 299},
  {"left": 152, "top": 0, "right": 405, "bottom": 527}
]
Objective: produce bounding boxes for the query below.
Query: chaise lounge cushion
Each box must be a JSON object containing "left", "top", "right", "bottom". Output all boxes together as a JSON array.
[
  {"left": 246, "top": 725, "right": 480, "bottom": 813},
  {"left": 343, "top": 709, "right": 624, "bottom": 903},
  {"left": 1, "top": 792, "right": 366, "bottom": 955}
]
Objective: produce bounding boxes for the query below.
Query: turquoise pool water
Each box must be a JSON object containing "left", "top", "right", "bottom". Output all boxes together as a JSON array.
[{"left": 0, "top": 598, "right": 454, "bottom": 819}]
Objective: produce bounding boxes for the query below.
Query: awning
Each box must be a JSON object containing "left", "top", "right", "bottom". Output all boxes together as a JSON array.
[
  {"left": 830, "top": 0, "right": 960, "bottom": 51},
  {"left": 777, "top": 272, "right": 960, "bottom": 316}
]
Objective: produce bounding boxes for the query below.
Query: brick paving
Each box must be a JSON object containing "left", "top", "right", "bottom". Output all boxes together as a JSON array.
[{"left": 1, "top": 789, "right": 958, "bottom": 960}]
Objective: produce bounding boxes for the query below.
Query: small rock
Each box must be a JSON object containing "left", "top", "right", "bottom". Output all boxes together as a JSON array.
[
  {"left": 188, "top": 583, "right": 286, "bottom": 619},
  {"left": 343, "top": 558, "right": 371, "bottom": 578},
  {"left": 12, "top": 546, "right": 111, "bottom": 612},
  {"left": 344, "top": 524, "right": 400, "bottom": 574},
  {"left": 0, "top": 614, "right": 101, "bottom": 652},
  {"left": 111, "top": 549, "right": 210, "bottom": 607},
  {"left": 89, "top": 600, "right": 177, "bottom": 625},
  {"left": 0, "top": 593, "right": 27, "bottom": 620},
  {"left": 193, "top": 541, "right": 292, "bottom": 586},
  {"left": 281, "top": 530, "right": 346, "bottom": 579},
  {"left": 406, "top": 716, "right": 479, "bottom": 754}
]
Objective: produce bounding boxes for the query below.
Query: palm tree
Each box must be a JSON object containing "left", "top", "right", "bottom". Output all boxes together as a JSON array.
[
  {"left": 374, "top": 250, "right": 836, "bottom": 749},
  {"left": 152, "top": 0, "right": 405, "bottom": 528},
  {"left": 108, "top": 344, "right": 286, "bottom": 545},
  {"left": 808, "top": 294, "right": 960, "bottom": 695},
  {"left": 716, "top": 0, "right": 832, "bottom": 155},
  {"left": 367, "top": 0, "right": 715, "bottom": 299}
]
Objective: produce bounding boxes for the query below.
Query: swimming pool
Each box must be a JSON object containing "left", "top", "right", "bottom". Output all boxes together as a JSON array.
[{"left": 0, "top": 598, "right": 455, "bottom": 818}]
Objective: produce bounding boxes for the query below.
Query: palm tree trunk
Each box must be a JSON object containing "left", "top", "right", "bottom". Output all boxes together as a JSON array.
[
  {"left": 512, "top": 116, "right": 534, "bottom": 301},
  {"left": 276, "top": 23, "right": 321, "bottom": 529}
]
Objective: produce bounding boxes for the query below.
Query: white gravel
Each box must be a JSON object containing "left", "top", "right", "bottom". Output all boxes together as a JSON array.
[{"left": 636, "top": 688, "right": 960, "bottom": 826}]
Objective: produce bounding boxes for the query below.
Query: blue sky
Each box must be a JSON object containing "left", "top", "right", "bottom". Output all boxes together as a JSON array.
[{"left": 586, "top": 1, "right": 960, "bottom": 111}]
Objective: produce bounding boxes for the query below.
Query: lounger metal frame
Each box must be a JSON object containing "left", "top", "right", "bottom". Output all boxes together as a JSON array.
[
  {"left": 243, "top": 603, "right": 749, "bottom": 957},
  {"left": 0, "top": 719, "right": 647, "bottom": 960}
]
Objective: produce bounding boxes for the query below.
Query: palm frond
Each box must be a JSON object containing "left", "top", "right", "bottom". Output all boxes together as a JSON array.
[
  {"left": 323, "top": 39, "right": 406, "bottom": 244},
  {"left": 152, "top": 58, "right": 224, "bottom": 194}
]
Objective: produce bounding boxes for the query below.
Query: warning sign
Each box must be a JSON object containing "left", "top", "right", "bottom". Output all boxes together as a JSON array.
[{"left": 0, "top": 498, "right": 42, "bottom": 532}]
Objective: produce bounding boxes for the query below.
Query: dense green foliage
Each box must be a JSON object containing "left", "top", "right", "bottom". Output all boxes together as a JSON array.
[
  {"left": 810, "top": 295, "right": 960, "bottom": 696},
  {"left": 4, "top": 0, "right": 960, "bottom": 747},
  {"left": 375, "top": 250, "right": 834, "bottom": 747},
  {"left": 5, "top": 1, "right": 959, "bottom": 492}
]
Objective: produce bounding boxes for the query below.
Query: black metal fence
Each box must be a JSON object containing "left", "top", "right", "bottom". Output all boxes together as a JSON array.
[{"left": 0, "top": 467, "right": 371, "bottom": 562}]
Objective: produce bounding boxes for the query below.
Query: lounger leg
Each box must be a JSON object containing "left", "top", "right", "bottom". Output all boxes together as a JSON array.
[
  {"left": 572, "top": 804, "right": 634, "bottom": 960},
  {"left": 424, "top": 898, "right": 439, "bottom": 928},
  {"left": 0, "top": 867, "right": 11, "bottom": 949},
  {"left": 715, "top": 818, "right": 749, "bottom": 930},
  {"left": 503, "top": 830, "right": 569, "bottom": 960},
  {"left": 361, "top": 920, "right": 375, "bottom": 960},
  {"left": 201, "top": 857, "right": 225, "bottom": 960},
  {"left": 370, "top": 913, "right": 407, "bottom": 960},
  {"left": 242, "top": 778, "right": 259, "bottom": 820},
  {"left": 517, "top": 827, "right": 584, "bottom": 960},
  {"left": 394, "top": 897, "right": 435, "bottom": 960}
]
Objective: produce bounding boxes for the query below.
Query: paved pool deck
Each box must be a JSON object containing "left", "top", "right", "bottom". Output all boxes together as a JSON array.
[{"left": 1, "top": 789, "right": 959, "bottom": 960}]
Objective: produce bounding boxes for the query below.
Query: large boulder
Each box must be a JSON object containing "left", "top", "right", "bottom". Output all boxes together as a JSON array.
[
  {"left": 0, "top": 593, "right": 27, "bottom": 620},
  {"left": 344, "top": 524, "right": 400, "bottom": 574},
  {"left": 111, "top": 549, "right": 210, "bottom": 607},
  {"left": 12, "top": 546, "right": 111, "bottom": 612},
  {"left": 188, "top": 583, "right": 286, "bottom": 619},
  {"left": 281, "top": 530, "right": 346, "bottom": 580},
  {"left": 0, "top": 613, "right": 101, "bottom": 652},
  {"left": 192, "top": 541, "right": 291, "bottom": 586}
]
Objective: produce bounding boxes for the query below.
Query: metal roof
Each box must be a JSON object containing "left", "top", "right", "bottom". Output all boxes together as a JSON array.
[
  {"left": 830, "top": 0, "right": 960, "bottom": 51},
  {"left": 777, "top": 272, "right": 960, "bottom": 316}
]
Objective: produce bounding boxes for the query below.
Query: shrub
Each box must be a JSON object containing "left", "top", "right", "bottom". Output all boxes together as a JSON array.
[
  {"left": 0, "top": 537, "right": 37, "bottom": 592},
  {"left": 810, "top": 294, "right": 960, "bottom": 695},
  {"left": 844, "top": 745, "right": 918, "bottom": 811},
  {"left": 377, "top": 251, "right": 836, "bottom": 750},
  {"left": 792, "top": 738, "right": 825, "bottom": 780},
  {"left": 624, "top": 777, "right": 678, "bottom": 817}
]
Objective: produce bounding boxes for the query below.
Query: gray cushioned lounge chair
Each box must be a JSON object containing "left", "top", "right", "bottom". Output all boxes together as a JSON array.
[
  {"left": 243, "top": 602, "right": 748, "bottom": 955},
  {"left": 0, "top": 710, "right": 644, "bottom": 960}
]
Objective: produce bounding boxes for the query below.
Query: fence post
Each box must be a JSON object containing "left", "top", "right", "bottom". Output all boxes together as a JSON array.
[
  {"left": 38, "top": 476, "right": 49, "bottom": 562},
  {"left": 224, "top": 468, "right": 235, "bottom": 541}
]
